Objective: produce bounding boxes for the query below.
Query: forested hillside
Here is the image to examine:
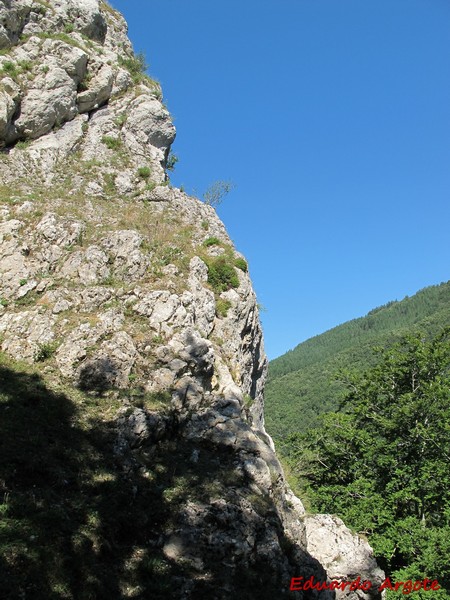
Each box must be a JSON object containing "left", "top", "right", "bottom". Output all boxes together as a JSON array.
[
  {"left": 289, "top": 330, "right": 450, "bottom": 598},
  {"left": 265, "top": 281, "right": 450, "bottom": 441}
]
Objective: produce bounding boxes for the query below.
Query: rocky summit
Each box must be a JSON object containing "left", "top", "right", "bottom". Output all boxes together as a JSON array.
[{"left": 0, "top": 1, "right": 383, "bottom": 598}]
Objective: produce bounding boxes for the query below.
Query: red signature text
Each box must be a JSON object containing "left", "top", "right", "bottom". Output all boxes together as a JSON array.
[
  {"left": 290, "top": 576, "right": 441, "bottom": 595},
  {"left": 290, "top": 576, "right": 372, "bottom": 593},
  {"left": 379, "top": 577, "right": 440, "bottom": 594}
]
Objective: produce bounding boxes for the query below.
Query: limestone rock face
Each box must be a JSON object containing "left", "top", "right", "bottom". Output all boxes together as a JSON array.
[
  {"left": 305, "top": 515, "right": 385, "bottom": 598},
  {"left": 0, "top": 0, "right": 172, "bottom": 179},
  {"left": 0, "top": 1, "right": 384, "bottom": 598},
  {"left": 0, "top": 0, "right": 109, "bottom": 48}
]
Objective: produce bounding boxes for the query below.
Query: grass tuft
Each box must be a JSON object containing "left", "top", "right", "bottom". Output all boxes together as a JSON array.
[
  {"left": 137, "top": 166, "right": 151, "bottom": 180},
  {"left": 234, "top": 257, "right": 248, "bottom": 272},
  {"left": 202, "top": 237, "right": 221, "bottom": 247},
  {"left": 101, "top": 136, "right": 122, "bottom": 151},
  {"left": 215, "top": 298, "right": 232, "bottom": 318}
]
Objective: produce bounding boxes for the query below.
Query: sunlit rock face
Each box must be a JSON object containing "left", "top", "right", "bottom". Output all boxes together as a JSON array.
[{"left": 0, "top": 1, "right": 383, "bottom": 597}]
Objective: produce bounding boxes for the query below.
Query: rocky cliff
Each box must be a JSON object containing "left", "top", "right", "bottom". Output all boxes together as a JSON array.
[{"left": 0, "top": 1, "right": 383, "bottom": 598}]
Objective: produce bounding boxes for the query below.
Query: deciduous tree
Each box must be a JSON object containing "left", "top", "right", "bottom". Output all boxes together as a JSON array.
[{"left": 288, "top": 329, "right": 450, "bottom": 597}]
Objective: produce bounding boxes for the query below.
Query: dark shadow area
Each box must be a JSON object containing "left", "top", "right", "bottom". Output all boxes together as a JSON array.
[
  {"left": 0, "top": 361, "right": 336, "bottom": 599},
  {"left": 77, "top": 356, "right": 121, "bottom": 393}
]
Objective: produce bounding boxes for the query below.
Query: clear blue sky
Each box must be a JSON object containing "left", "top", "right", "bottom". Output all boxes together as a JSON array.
[{"left": 109, "top": 0, "right": 450, "bottom": 360}]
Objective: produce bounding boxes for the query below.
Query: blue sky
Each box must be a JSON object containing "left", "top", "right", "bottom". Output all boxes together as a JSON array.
[{"left": 109, "top": 0, "right": 450, "bottom": 360}]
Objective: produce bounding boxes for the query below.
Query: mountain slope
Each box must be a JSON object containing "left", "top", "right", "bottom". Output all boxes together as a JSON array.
[{"left": 265, "top": 281, "right": 450, "bottom": 441}]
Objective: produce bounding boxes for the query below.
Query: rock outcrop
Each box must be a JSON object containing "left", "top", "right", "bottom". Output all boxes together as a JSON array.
[{"left": 0, "top": 1, "right": 384, "bottom": 598}]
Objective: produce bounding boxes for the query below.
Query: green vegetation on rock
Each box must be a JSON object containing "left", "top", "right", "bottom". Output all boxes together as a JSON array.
[
  {"left": 137, "top": 166, "right": 151, "bottom": 179},
  {"left": 118, "top": 51, "right": 158, "bottom": 88},
  {"left": 205, "top": 255, "right": 239, "bottom": 293},
  {"left": 234, "top": 257, "right": 248, "bottom": 272},
  {"left": 203, "top": 180, "right": 234, "bottom": 208},
  {"left": 215, "top": 298, "right": 232, "bottom": 318},
  {"left": 165, "top": 152, "right": 178, "bottom": 172},
  {"left": 101, "top": 135, "right": 122, "bottom": 150},
  {"left": 202, "top": 236, "right": 221, "bottom": 247}
]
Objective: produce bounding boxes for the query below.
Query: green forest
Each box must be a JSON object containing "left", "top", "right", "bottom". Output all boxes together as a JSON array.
[
  {"left": 265, "top": 282, "right": 450, "bottom": 598},
  {"left": 265, "top": 281, "right": 450, "bottom": 440}
]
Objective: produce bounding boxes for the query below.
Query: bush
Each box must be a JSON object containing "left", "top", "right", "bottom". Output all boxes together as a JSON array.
[
  {"left": 130, "top": 389, "right": 172, "bottom": 410},
  {"left": 159, "top": 245, "right": 182, "bottom": 266},
  {"left": 34, "top": 342, "right": 58, "bottom": 362},
  {"left": 166, "top": 152, "right": 178, "bottom": 172},
  {"left": 203, "top": 180, "right": 235, "bottom": 208},
  {"left": 206, "top": 256, "right": 239, "bottom": 293}
]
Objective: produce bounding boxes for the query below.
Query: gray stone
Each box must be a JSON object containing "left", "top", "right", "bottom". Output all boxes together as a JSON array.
[
  {"left": 77, "top": 63, "right": 114, "bottom": 112},
  {"left": 125, "top": 94, "right": 176, "bottom": 152},
  {"left": 15, "top": 68, "right": 77, "bottom": 139},
  {"left": 59, "top": 246, "right": 110, "bottom": 284},
  {"left": 0, "top": 77, "right": 20, "bottom": 142},
  {"left": 304, "top": 514, "right": 385, "bottom": 599},
  {"left": 77, "top": 330, "right": 136, "bottom": 390},
  {"left": 54, "top": 0, "right": 107, "bottom": 43}
]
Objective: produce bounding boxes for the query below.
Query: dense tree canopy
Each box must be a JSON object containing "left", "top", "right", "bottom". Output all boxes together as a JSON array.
[{"left": 286, "top": 329, "right": 450, "bottom": 598}]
